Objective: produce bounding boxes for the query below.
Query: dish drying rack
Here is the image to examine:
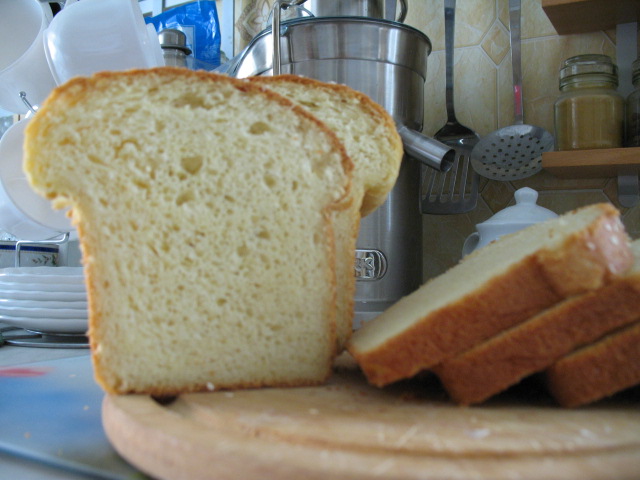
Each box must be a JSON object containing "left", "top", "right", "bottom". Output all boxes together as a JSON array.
[{"left": 0, "top": 324, "right": 88, "bottom": 349}]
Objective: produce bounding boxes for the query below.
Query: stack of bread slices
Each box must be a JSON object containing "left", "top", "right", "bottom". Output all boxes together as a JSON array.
[
  {"left": 347, "top": 203, "right": 640, "bottom": 407},
  {"left": 23, "top": 68, "right": 403, "bottom": 395}
]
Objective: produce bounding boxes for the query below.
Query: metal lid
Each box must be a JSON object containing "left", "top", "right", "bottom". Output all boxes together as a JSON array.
[
  {"left": 559, "top": 54, "right": 618, "bottom": 85},
  {"left": 158, "top": 29, "right": 192, "bottom": 55}
]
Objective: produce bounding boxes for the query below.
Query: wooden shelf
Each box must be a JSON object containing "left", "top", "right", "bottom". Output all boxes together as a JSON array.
[
  {"left": 542, "top": 0, "right": 640, "bottom": 34},
  {"left": 542, "top": 147, "right": 640, "bottom": 178}
]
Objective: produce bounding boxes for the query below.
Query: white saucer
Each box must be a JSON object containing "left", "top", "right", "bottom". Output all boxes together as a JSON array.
[{"left": 0, "top": 314, "right": 87, "bottom": 334}]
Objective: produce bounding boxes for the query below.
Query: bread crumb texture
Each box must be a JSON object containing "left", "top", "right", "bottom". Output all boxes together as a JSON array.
[{"left": 24, "top": 68, "right": 353, "bottom": 395}]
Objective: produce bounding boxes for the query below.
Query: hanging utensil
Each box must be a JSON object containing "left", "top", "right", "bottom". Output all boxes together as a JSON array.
[
  {"left": 469, "top": 0, "right": 553, "bottom": 181},
  {"left": 422, "top": 0, "right": 479, "bottom": 214}
]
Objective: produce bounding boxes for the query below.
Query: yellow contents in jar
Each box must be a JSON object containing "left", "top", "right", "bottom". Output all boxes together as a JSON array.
[{"left": 554, "top": 90, "right": 624, "bottom": 150}]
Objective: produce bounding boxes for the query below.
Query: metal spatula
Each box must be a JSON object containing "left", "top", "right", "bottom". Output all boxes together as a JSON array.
[{"left": 422, "top": 0, "right": 479, "bottom": 215}]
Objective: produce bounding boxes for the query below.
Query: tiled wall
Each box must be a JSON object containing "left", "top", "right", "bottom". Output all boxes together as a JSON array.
[{"left": 234, "top": 0, "right": 639, "bottom": 280}]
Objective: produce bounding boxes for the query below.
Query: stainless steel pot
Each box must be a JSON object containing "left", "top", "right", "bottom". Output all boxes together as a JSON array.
[{"left": 224, "top": 16, "right": 437, "bottom": 328}]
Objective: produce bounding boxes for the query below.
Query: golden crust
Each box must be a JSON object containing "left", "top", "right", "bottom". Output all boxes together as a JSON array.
[
  {"left": 348, "top": 204, "right": 633, "bottom": 388},
  {"left": 545, "top": 321, "right": 640, "bottom": 407}
]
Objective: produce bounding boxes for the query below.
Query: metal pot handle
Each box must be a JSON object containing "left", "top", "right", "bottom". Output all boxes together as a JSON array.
[
  {"left": 271, "top": 0, "right": 307, "bottom": 75},
  {"left": 397, "top": 0, "right": 408, "bottom": 22}
]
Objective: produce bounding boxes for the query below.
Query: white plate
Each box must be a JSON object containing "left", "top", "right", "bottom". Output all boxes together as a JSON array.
[
  {"left": 0, "top": 281, "right": 86, "bottom": 292},
  {"left": 1, "top": 266, "right": 83, "bottom": 275},
  {"left": 0, "top": 314, "right": 87, "bottom": 334},
  {"left": 0, "top": 273, "right": 84, "bottom": 285},
  {"left": 1, "top": 289, "right": 87, "bottom": 302},
  {"left": 0, "top": 305, "right": 87, "bottom": 319},
  {"left": 0, "top": 298, "right": 87, "bottom": 310}
]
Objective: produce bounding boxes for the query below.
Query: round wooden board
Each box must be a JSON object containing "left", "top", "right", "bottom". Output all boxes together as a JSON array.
[{"left": 103, "top": 357, "right": 640, "bottom": 480}]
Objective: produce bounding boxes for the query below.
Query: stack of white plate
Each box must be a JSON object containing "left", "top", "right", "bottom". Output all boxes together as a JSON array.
[{"left": 0, "top": 266, "right": 87, "bottom": 335}]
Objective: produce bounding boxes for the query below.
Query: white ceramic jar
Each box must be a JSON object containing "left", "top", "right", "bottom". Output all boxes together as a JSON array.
[{"left": 462, "top": 187, "right": 557, "bottom": 257}]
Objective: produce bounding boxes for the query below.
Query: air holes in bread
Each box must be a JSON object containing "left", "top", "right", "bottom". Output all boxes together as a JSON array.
[
  {"left": 181, "top": 155, "right": 203, "bottom": 175},
  {"left": 249, "top": 121, "right": 271, "bottom": 135}
]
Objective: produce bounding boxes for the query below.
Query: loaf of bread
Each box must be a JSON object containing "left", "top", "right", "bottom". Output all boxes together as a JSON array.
[
  {"left": 23, "top": 67, "right": 355, "bottom": 395},
  {"left": 347, "top": 203, "right": 633, "bottom": 387},
  {"left": 545, "top": 321, "right": 640, "bottom": 407},
  {"left": 433, "top": 238, "right": 640, "bottom": 405},
  {"left": 250, "top": 75, "right": 403, "bottom": 349}
]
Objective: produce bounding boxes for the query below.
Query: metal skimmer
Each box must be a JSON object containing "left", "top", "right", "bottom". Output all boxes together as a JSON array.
[{"left": 470, "top": 0, "right": 554, "bottom": 181}]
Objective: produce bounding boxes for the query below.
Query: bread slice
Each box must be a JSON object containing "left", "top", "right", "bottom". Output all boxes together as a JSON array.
[
  {"left": 347, "top": 203, "right": 633, "bottom": 387},
  {"left": 433, "top": 238, "right": 640, "bottom": 405},
  {"left": 545, "top": 321, "right": 640, "bottom": 407},
  {"left": 250, "top": 75, "right": 402, "bottom": 217},
  {"left": 23, "top": 67, "right": 354, "bottom": 395},
  {"left": 250, "top": 75, "right": 403, "bottom": 349}
]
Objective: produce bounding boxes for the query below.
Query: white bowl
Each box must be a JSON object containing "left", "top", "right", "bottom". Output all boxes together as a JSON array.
[
  {"left": 43, "top": 0, "right": 164, "bottom": 85},
  {"left": 1, "top": 289, "right": 86, "bottom": 302},
  {"left": 0, "top": 118, "right": 74, "bottom": 238},
  {"left": 0, "top": 313, "right": 86, "bottom": 334},
  {"left": 0, "top": 0, "right": 57, "bottom": 113}
]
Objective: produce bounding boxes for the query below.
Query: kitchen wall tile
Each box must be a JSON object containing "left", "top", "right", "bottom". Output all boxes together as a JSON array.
[
  {"left": 497, "top": 0, "right": 557, "bottom": 39},
  {"left": 535, "top": 189, "right": 610, "bottom": 214},
  {"left": 423, "top": 48, "right": 497, "bottom": 137},
  {"left": 481, "top": 20, "right": 510, "bottom": 66},
  {"left": 513, "top": 170, "right": 609, "bottom": 191},
  {"left": 622, "top": 206, "right": 640, "bottom": 238}
]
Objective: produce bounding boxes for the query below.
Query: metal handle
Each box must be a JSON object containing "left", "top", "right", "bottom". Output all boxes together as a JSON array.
[
  {"left": 443, "top": 0, "right": 456, "bottom": 122},
  {"left": 397, "top": 125, "right": 454, "bottom": 172},
  {"left": 385, "top": 0, "right": 407, "bottom": 22},
  {"left": 397, "top": 0, "right": 408, "bottom": 22},
  {"left": 509, "top": 0, "right": 524, "bottom": 124},
  {"left": 271, "top": 0, "right": 306, "bottom": 75}
]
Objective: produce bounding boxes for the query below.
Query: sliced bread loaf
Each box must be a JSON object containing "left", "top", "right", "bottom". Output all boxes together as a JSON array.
[
  {"left": 23, "top": 67, "right": 353, "bottom": 395},
  {"left": 433, "top": 238, "right": 640, "bottom": 405},
  {"left": 250, "top": 75, "right": 403, "bottom": 349},
  {"left": 347, "top": 203, "right": 633, "bottom": 387},
  {"left": 545, "top": 321, "right": 640, "bottom": 407}
]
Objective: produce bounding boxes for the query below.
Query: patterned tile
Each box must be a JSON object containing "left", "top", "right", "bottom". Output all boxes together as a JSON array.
[{"left": 481, "top": 20, "right": 510, "bottom": 66}]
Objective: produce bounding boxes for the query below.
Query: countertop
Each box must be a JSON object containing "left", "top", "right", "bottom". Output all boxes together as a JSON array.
[{"left": 0, "top": 328, "right": 142, "bottom": 480}]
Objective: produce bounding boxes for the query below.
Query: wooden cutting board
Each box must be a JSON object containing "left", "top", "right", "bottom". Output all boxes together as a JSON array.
[{"left": 103, "top": 355, "right": 640, "bottom": 480}]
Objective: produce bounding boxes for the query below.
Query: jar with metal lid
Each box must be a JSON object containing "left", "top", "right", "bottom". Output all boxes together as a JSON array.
[
  {"left": 554, "top": 54, "right": 624, "bottom": 151},
  {"left": 626, "top": 58, "right": 640, "bottom": 147}
]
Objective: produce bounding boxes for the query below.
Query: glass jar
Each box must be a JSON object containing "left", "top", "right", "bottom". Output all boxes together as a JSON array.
[
  {"left": 554, "top": 54, "right": 624, "bottom": 151},
  {"left": 626, "top": 58, "right": 640, "bottom": 147}
]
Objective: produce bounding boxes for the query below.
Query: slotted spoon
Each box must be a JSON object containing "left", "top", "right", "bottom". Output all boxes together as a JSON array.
[
  {"left": 422, "top": 0, "right": 479, "bottom": 215},
  {"left": 470, "top": 0, "right": 553, "bottom": 181}
]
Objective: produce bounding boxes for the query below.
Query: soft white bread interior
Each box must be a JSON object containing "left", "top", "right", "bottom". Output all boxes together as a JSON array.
[
  {"left": 23, "top": 67, "right": 353, "bottom": 395},
  {"left": 251, "top": 75, "right": 403, "bottom": 349},
  {"left": 347, "top": 203, "right": 633, "bottom": 387}
]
